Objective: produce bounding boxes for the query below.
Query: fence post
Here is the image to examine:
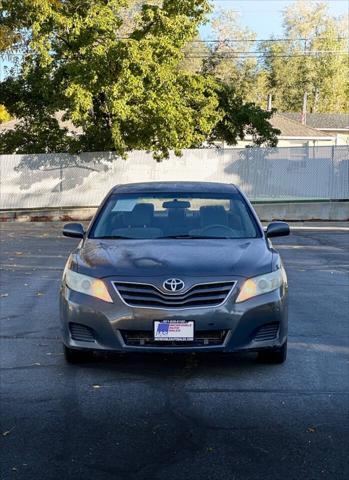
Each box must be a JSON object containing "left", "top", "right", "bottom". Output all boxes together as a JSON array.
[
  {"left": 59, "top": 159, "right": 63, "bottom": 193},
  {"left": 330, "top": 144, "right": 335, "bottom": 202}
]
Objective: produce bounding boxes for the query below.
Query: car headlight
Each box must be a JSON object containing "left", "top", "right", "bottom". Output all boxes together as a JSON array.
[
  {"left": 64, "top": 269, "right": 113, "bottom": 303},
  {"left": 236, "top": 268, "right": 286, "bottom": 303}
]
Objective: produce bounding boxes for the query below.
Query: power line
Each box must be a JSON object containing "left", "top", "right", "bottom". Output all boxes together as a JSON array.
[
  {"left": 2, "top": 37, "right": 348, "bottom": 54},
  {"left": 2, "top": 51, "right": 347, "bottom": 62},
  {"left": 115, "top": 36, "right": 348, "bottom": 43},
  {"left": 2, "top": 50, "right": 347, "bottom": 58},
  {"left": 185, "top": 52, "right": 349, "bottom": 58},
  {"left": 187, "top": 50, "right": 348, "bottom": 55},
  {"left": 190, "top": 37, "right": 349, "bottom": 43}
]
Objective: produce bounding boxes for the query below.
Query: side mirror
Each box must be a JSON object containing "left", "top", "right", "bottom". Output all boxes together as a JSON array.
[
  {"left": 63, "top": 223, "right": 85, "bottom": 238},
  {"left": 266, "top": 221, "right": 290, "bottom": 238}
]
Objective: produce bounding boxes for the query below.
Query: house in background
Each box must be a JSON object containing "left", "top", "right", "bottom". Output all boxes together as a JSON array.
[
  {"left": 284, "top": 113, "right": 349, "bottom": 146},
  {"left": 230, "top": 113, "right": 335, "bottom": 149},
  {"left": 0, "top": 111, "right": 82, "bottom": 138},
  {"left": 0, "top": 111, "right": 341, "bottom": 151}
]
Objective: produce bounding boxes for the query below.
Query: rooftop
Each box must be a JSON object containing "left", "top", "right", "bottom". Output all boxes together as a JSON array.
[
  {"left": 0, "top": 111, "right": 83, "bottom": 135},
  {"left": 283, "top": 113, "right": 349, "bottom": 130},
  {"left": 0, "top": 112, "right": 335, "bottom": 142},
  {"left": 270, "top": 113, "right": 333, "bottom": 138}
]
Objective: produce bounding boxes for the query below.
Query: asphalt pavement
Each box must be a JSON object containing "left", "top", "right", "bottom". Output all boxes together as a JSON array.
[{"left": 0, "top": 223, "right": 348, "bottom": 480}]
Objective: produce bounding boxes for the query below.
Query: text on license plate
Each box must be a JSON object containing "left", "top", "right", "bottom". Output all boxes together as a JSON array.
[{"left": 154, "top": 321, "right": 194, "bottom": 341}]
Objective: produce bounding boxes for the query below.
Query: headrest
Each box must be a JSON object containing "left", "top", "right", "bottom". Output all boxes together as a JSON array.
[
  {"left": 168, "top": 208, "right": 185, "bottom": 219},
  {"left": 200, "top": 205, "right": 228, "bottom": 227},
  {"left": 128, "top": 203, "right": 154, "bottom": 227}
]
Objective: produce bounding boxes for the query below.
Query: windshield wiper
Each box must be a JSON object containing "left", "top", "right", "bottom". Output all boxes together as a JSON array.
[
  {"left": 157, "top": 235, "right": 230, "bottom": 239},
  {"left": 95, "top": 235, "right": 134, "bottom": 239},
  {"left": 95, "top": 235, "right": 231, "bottom": 240}
]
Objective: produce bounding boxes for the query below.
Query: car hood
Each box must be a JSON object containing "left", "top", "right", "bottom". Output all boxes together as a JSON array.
[{"left": 75, "top": 238, "right": 272, "bottom": 278}]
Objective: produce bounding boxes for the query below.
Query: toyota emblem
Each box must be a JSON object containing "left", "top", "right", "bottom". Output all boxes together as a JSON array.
[{"left": 163, "top": 278, "right": 185, "bottom": 293}]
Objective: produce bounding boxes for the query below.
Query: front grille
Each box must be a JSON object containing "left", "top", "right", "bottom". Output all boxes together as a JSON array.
[
  {"left": 253, "top": 323, "right": 279, "bottom": 342},
  {"left": 121, "top": 329, "right": 228, "bottom": 347},
  {"left": 113, "top": 281, "right": 236, "bottom": 309},
  {"left": 69, "top": 323, "right": 96, "bottom": 343}
]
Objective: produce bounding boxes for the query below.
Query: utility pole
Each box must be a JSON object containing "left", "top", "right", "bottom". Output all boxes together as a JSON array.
[
  {"left": 267, "top": 93, "right": 272, "bottom": 111},
  {"left": 301, "top": 92, "right": 307, "bottom": 125}
]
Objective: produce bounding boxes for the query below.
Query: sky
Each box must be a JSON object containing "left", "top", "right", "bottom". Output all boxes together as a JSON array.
[{"left": 200, "top": 0, "right": 349, "bottom": 39}]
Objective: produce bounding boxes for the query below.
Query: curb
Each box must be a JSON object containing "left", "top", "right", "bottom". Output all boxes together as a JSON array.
[
  {"left": 1, "top": 203, "right": 349, "bottom": 223},
  {"left": 0, "top": 207, "right": 97, "bottom": 223}
]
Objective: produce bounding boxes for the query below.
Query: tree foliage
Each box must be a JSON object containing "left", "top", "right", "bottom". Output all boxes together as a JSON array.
[
  {"left": 260, "top": 0, "right": 349, "bottom": 112},
  {"left": 0, "top": 2, "right": 18, "bottom": 125},
  {"left": 0, "top": 103, "right": 10, "bottom": 122},
  {"left": 209, "top": 83, "right": 279, "bottom": 146},
  {"left": 203, "top": 9, "right": 261, "bottom": 104},
  {"left": 201, "top": 1, "right": 348, "bottom": 112},
  {"left": 0, "top": 0, "right": 279, "bottom": 156}
]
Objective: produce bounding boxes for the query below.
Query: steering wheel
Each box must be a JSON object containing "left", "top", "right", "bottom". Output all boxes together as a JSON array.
[{"left": 200, "top": 225, "right": 235, "bottom": 235}]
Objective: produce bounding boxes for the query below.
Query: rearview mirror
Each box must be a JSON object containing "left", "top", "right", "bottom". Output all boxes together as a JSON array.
[
  {"left": 63, "top": 223, "right": 85, "bottom": 238},
  {"left": 266, "top": 221, "right": 290, "bottom": 238},
  {"left": 162, "top": 200, "right": 191, "bottom": 209}
]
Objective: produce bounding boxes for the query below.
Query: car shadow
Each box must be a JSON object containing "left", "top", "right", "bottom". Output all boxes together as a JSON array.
[{"left": 73, "top": 350, "right": 265, "bottom": 378}]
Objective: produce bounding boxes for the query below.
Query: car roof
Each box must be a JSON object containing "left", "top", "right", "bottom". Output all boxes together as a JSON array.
[{"left": 112, "top": 182, "right": 239, "bottom": 194}]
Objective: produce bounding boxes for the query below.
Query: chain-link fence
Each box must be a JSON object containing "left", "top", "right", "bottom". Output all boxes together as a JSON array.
[{"left": 0, "top": 146, "right": 348, "bottom": 209}]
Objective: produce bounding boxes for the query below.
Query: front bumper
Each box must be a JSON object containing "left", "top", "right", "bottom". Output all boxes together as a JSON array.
[{"left": 60, "top": 277, "right": 288, "bottom": 354}]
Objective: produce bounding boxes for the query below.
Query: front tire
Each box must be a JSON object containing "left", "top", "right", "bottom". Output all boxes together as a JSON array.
[
  {"left": 258, "top": 341, "right": 287, "bottom": 364},
  {"left": 63, "top": 344, "right": 92, "bottom": 364}
]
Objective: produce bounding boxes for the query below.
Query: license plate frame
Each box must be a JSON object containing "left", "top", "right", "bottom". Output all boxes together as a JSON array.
[{"left": 154, "top": 320, "right": 194, "bottom": 342}]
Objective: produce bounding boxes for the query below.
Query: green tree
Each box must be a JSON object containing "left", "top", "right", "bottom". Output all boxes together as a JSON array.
[
  {"left": 0, "top": 25, "right": 15, "bottom": 51},
  {"left": 204, "top": 9, "right": 261, "bottom": 103},
  {"left": 0, "top": 2, "right": 18, "bottom": 125},
  {"left": 209, "top": 83, "right": 279, "bottom": 147},
  {"left": 0, "top": 0, "right": 278, "bottom": 156},
  {"left": 180, "top": 35, "right": 209, "bottom": 75},
  {"left": 260, "top": 0, "right": 349, "bottom": 112},
  {"left": 0, "top": 103, "right": 10, "bottom": 122}
]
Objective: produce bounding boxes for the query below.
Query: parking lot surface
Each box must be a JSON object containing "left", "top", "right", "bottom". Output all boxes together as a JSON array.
[{"left": 1, "top": 223, "right": 348, "bottom": 480}]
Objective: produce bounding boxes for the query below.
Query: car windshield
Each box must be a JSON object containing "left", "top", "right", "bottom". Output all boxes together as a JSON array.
[{"left": 89, "top": 192, "right": 261, "bottom": 239}]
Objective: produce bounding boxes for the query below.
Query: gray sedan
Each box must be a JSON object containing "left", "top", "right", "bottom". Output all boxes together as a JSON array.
[{"left": 60, "top": 182, "right": 289, "bottom": 364}]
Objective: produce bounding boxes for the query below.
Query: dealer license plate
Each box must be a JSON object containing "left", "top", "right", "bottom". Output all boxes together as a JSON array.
[{"left": 154, "top": 321, "right": 194, "bottom": 341}]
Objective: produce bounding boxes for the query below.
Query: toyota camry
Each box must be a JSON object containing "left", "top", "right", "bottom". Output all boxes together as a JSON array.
[{"left": 60, "top": 182, "right": 289, "bottom": 364}]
